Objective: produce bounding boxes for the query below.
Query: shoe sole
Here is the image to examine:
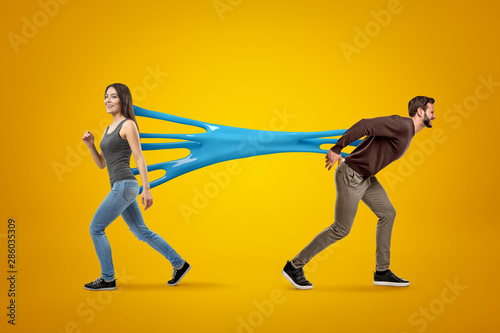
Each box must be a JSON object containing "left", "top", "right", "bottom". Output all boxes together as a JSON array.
[
  {"left": 373, "top": 281, "right": 410, "bottom": 287},
  {"left": 84, "top": 286, "right": 117, "bottom": 291},
  {"left": 167, "top": 265, "right": 191, "bottom": 286},
  {"left": 281, "top": 270, "right": 313, "bottom": 290}
]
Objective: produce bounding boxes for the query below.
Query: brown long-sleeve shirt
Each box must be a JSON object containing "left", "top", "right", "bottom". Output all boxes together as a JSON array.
[{"left": 330, "top": 115, "right": 415, "bottom": 177}]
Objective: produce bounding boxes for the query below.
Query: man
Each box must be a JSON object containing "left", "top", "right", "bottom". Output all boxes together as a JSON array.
[{"left": 282, "top": 96, "right": 436, "bottom": 289}]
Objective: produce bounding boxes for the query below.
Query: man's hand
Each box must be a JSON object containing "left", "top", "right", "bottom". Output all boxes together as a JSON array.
[{"left": 325, "top": 150, "right": 342, "bottom": 171}]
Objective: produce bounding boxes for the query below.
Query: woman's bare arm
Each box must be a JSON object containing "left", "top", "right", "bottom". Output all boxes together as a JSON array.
[{"left": 82, "top": 130, "right": 106, "bottom": 169}]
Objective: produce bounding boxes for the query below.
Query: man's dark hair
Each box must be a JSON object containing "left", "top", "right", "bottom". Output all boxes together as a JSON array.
[{"left": 408, "top": 96, "right": 435, "bottom": 117}]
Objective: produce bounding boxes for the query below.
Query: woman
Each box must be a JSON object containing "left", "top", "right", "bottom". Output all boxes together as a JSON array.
[{"left": 82, "top": 83, "right": 190, "bottom": 290}]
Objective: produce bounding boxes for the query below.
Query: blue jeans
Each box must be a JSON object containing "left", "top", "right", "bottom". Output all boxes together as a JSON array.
[{"left": 89, "top": 179, "right": 185, "bottom": 281}]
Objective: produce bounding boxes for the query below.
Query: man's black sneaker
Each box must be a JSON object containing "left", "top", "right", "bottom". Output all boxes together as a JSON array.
[
  {"left": 84, "top": 277, "right": 117, "bottom": 291},
  {"left": 168, "top": 262, "right": 191, "bottom": 286},
  {"left": 373, "top": 270, "right": 410, "bottom": 287},
  {"left": 282, "top": 261, "right": 313, "bottom": 290}
]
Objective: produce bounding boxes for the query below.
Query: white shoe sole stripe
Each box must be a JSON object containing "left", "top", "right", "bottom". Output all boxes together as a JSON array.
[
  {"left": 84, "top": 286, "right": 117, "bottom": 291},
  {"left": 373, "top": 281, "right": 410, "bottom": 287},
  {"left": 282, "top": 270, "right": 313, "bottom": 290}
]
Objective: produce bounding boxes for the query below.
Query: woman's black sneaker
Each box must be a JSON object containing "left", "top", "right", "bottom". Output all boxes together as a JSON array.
[
  {"left": 373, "top": 270, "right": 410, "bottom": 287},
  {"left": 84, "top": 277, "right": 117, "bottom": 291},
  {"left": 282, "top": 261, "right": 313, "bottom": 290},
  {"left": 168, "top": 262, "right": 191, "bottom": 286}
]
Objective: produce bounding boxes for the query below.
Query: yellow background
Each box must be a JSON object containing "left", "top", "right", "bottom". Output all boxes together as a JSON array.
[{"left": 1, "top": 0, "right": 499, "bottom": 332}]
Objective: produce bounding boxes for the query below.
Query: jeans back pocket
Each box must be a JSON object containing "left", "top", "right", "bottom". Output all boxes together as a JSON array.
[{"left": 123, "top": 182, "right": 139, "bottom": 201}]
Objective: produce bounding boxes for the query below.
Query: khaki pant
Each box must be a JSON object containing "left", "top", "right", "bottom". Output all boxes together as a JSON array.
[{"left": 291, "top": 161, "right": 395, "bottom": 271}]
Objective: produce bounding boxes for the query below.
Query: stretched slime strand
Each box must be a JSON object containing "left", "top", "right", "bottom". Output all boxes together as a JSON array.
[{"left": 132, "top": 106, "right": 360, "bottom": 192}]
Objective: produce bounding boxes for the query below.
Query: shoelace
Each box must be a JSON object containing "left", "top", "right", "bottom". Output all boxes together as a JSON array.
[
  {"left": 388, "top": 271, "right": 407, "bottom": 282},
  {"left": 293, "top": 268, "right": 309, "bottom": 284},
  {"left": 92, "top": 277, "right": 104, "bottom": 285},
  {"left": 172, "top": 270, "right": 178, "bottom": 279}
]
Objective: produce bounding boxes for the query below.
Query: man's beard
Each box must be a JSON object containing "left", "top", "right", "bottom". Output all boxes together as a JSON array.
[{"left": 423, "top": 112, "right": 432, "bottom": 128}]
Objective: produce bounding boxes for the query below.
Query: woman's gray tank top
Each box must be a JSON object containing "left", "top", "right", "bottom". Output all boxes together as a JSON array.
[{"left": 100, "top": 119, "right": 137, "bottom": 186}]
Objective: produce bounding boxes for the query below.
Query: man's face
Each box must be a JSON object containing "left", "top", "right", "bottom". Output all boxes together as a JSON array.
[{"left": 423, "top": 103, "right": 436, "bottom": 128}]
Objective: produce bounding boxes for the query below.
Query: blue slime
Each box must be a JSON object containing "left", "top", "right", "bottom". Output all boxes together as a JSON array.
[{"left": 132, "top": 106, "right": 360, "bottom": 192}]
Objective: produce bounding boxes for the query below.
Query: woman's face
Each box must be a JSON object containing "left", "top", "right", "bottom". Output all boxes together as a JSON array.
[{"left": 104, "top": 87, "right": 122, "bottom": 115}]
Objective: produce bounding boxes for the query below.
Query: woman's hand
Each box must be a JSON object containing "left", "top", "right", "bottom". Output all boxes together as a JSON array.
[
  {"left": 81, "top": 130, "right": 106, "bottom": 168},
  {"left": 141, "top": 188, "right": 153, "bottom": 211},
  {"left": 82, "top": 130, "right": 95, "bottom": 146}
]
